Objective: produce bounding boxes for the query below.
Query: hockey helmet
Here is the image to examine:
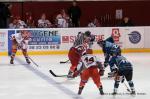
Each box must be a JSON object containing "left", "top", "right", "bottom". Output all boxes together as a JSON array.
[
  {"left": 97, "top": 39, "right": 105, "bottom": 45},
  {"left": 84, "top": 31, "right": 91, "bottom": 37}
]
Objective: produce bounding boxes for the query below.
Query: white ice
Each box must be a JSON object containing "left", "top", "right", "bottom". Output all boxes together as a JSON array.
[{"left": 0, "top": 53, "right": 150, "bottom": 99}]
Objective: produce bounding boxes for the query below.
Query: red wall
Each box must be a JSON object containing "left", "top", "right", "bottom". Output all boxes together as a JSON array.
[{"left": 11, "top": 1, "right": 150, "bottom": 27}]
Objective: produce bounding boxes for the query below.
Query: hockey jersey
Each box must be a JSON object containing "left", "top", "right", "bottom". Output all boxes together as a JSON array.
[
  {"left": 77, "top": 54, "right": 102, "bottom": 71},
  {"left": 103, "top": 41, "right": 120, "bottom": 54},
  {"left": 109, "top": 55, "right": 133, "bottom": 71},
  {"left": 11, "top": 33, "right": 29, "bottom": 49}
]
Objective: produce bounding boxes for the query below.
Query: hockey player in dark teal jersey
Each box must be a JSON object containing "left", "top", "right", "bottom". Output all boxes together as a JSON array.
[
  {"left": 109, "top": 53, "right": 135, "bottom": 95},
  {"left": 97, "top": 38, "right": 121, "bottom": 76},
  {"left": 105, "top": 36, "right": 114, "bottom": 43}
]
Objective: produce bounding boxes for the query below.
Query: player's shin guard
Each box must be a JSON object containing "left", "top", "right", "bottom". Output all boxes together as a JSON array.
[
  {"left": 10, "top": 49, "right": 17, "bottom": 64},
  {"left": 78, "top": 86, "right": 84, "bottom": 95},
  {"left": 112, "top": 80, "right": 120, "bottom": 95},
  {"left": 78, "top": 80, "right": 87, "bottom": 95},
  {"left": 128, "top": 80, "right": 135, "bottom": 94}
]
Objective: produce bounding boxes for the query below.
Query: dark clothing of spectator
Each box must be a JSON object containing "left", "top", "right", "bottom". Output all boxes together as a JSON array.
[
  {"left": 119, "top": 17, "right": 134, "bottom": 27},
  {"left": 0, "top": 3, "right": 11, "bottom": 28},
  {"left": 5, "top": 4, "right": 12, "bottom": 28},
  {"left": 68, "top": 5, "right": 81, "bottom": 27},
  {"left": 0, "top": 3, "right": 6, "bottom": 28},
  {"left": 120, "top": 21, "right": 134, "bottom": 26}
]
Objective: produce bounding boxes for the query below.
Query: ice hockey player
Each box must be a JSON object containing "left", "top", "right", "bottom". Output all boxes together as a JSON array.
[
  {"left": 105, "top": 36, "right": 114, "bottom": 43},
  {"left": 67, "top": 31, "right": 95, "bottom": 78},
  {"left": 10, "top": 30, "right": 31, "bottom": 64},
  {"left": 109, "top": 52, "right": 135, "bottom": 95},
  {"left": 72, "top": 53, "right": 105, "bottom": 95},
  {"left": 97, "top": 38, "right": 121, "bottom": 77}
]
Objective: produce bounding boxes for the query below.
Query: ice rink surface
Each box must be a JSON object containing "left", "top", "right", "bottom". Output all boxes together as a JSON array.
[{"left": 0, "top": 53, "right": 150, "bottom": 99}]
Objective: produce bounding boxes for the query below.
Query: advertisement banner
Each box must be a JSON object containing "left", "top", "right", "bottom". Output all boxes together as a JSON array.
[
  {"left": 123, "top": 27, "right": 145, "bottom": 48},
  {"left": 60, "top": 27, "right": 111, "bottom": 50},
  {"left": 144, "top": 27, "right": 150, "bottom": 48},
  {"left": 7, "top": 27, "right": 126, "bottom": 54},
  {"left": 26, "top": 29, "right": 61, "bottom": 50},
  {"left": 6, "top": 26, "right": 149, "bottom": 55},
  {"left": 0, "top": 30, "right": 8, "bottom": 52}
]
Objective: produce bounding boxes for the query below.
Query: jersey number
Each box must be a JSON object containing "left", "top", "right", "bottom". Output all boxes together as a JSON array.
[
  {"left": 121, "top": 60, "right": 129, "bottom": 64},
  {"left": 84, "top": 57, "right": 94, "bottom": 64}
]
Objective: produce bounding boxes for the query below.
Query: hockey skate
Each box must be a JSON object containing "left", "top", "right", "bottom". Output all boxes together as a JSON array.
[
  {"left": 112, "top": 91, "right": 117, "bottom": 95},
  {"left": 67, "top": 71, "right": 74, "bottom": 79},
  {"left": 112, "top": 89, "right": 117, "bottom": 95},
  {"left": 10, "top": 58, "right": 14, "bottom": 64},
  {"left": 78, "top": 86, "right": 84, "bottom": 95},
  {"left": 131, "top": 90, "right": 136, "bottom": 95},
  {"left": 99, "top": 87, "right": 104, "bottom": 95},
  {"left": 26, "top": 58, "right": 31, "bottom": 64}
]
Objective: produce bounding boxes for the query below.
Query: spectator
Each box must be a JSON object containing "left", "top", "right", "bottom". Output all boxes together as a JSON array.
[
  {"left": 68, "top": 1, "right": 81, "bottom": 27},
  {"left": 61, "top": 9, "right": 72, "bottom": 27},
  {"left": 17, "top": 16, "right": 27, "bottom": 28},
  {"left": 119, "top": 17, "right": 134, "bottom": 26},
  {"left": 9, "top": 16, "right": 27, "bottom": 29},
  {"left": 56, "top": 9, "right": 70, "bottom": 28},
  {"left": 88, "top": 17, "right": 101, "bottom": 27},
  {"left": 26, "top": 15, "right": 35, "bottom": 28},
  {"left": 0, "top": 3, "right": 7, "bottom": 28},
  {"left": 38, "top": 13, "right": 52, "bottom": 28},
  {"left": 5, "top": 3, "right": 12, "bottom": 28},
  {"left": 88, "top": 20, "right": 96, "bottom": 27},
  {"left": 9, "top": 18, "right": 18, "bottom": 29}
]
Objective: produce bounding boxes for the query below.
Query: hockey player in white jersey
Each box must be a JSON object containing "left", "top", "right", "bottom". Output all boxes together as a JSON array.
[
  {"left": 72, "top": 53, "right": 105, "bottom": 95},
  {"left": 10, "top": 30, "right": 31, "bottom": 64}
]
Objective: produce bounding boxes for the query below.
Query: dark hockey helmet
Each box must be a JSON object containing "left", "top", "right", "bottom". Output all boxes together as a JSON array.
[
  {"left": 90, "top": 35, "right": 95, "bottom": 42},
  {"left": 84, "top": 31, "right": 91, "bottom": 37},
  {"left": 97, "top": 39, "right": 105, "bottom": 45}
]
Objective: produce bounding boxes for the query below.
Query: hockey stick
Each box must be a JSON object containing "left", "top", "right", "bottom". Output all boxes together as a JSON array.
[
  {"left": 123, "top": 82, "right": 131, "bottom": 92},
  {"left": 28, "top": 56, "right": 39, "bottom": 67},
  {"left": 60, "top": 60, "right": 70, "bottom": 64},
  {"left": 49, "top": 70, "right": 67, "bottom": 77}
]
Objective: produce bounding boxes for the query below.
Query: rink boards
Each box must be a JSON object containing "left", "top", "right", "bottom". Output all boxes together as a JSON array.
[{"left": 1, "top": 27, "right": 150, "bottom": 55}]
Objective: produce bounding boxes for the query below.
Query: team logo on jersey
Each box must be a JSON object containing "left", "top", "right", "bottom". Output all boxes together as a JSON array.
[{"left": 128, "top": 31, "right": 141, "bottom": 44}]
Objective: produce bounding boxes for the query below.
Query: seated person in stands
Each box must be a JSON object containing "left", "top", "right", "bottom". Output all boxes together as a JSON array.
[
  {"left": 88, "top": 17, "right": 101, "bottom": 27},
  {"left": 25, "top": 12, "right": 36, "bottom": 28},
  {"left": 55, "top": 9, "right": 70, "bottom": 28},
  {"left": 119, "top": 17, "right": 134, "bottom": 26},
  {"left": 9, "top": 18, "right": 18, "bottom": 29},
  {"left": 38, "top": 13, "right": 52, "bottom": 28},
  {"left": 9, "top": 16, "right": 27, "bottom": 29}
]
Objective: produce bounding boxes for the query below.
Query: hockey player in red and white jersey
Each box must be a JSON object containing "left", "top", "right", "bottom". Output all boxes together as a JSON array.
[
  {"left": 72, "top": 53, "right": 105, "bottom": 95},
  {"left": 67, "top": 31, "right": 95, "bottom": 78},
  {"left": 10, "top": 30, "right": 31, "bottom": 64}
]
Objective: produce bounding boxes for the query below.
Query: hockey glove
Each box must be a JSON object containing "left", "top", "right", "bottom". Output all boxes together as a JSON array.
[
  {"left": 104, "top": 62, "right": 109, "bottom": 68},
  {"left": 99, "top": 69, "right": 105, "bottom": 76},
  {"left": 73, "top": 71, "right": 80, "bottom": 78}
]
